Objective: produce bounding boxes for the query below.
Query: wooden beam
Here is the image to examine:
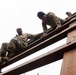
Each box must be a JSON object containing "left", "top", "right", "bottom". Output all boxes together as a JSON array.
[
  {"left": 60, "top": 21, "right": 76, "bottom": 75},
  {"left": 1, "top": 40, "right": 76, "bottom": 75},
  {"left": 1, "top": 19, "right": 76, "bottom": 69},
  {"left": 1, "top": 12, "right": 76, "bottom": 75},
  {"left": 20, "top": 15, "right": 76, "bottom": 51},
  {"left": 10, "top": 14, "right": 76, "bottom": 57}
]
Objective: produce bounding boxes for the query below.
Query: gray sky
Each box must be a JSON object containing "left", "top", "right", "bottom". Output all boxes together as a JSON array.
[{"left": 0, "top": 0, "right": 76, "bottom": 75}]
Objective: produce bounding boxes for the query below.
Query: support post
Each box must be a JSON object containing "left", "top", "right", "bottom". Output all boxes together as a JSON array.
[
  {"left": 60, "top": 21, "right": 76, "bottom": 75},
  {"left": 0, "top": 70, "right": 2, "bottom": 75}
]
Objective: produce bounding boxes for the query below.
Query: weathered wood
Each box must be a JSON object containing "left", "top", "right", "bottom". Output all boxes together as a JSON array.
[
  {"left": 11, "top": 15, "right": 76, "bottom": 57},
  {"left": 1, "top": 40, "right": 76, "bottom": 75},
  {"left": 1, "top": 13, "right": 76, "bottom": 75},
  {"left": 1, "top": 20, "right": 76, "bottom": 69},
  {"left": 60, "top": 21, "right": 76, "bottom": 75}
]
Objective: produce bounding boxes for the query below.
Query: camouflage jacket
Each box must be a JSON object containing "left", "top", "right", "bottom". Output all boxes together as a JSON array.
[
  {"left": 42, "top": 12, "right": 64, "bottom": 32},
  {"left": 13, "top": 33, "right": 34, "bottom": 48}
]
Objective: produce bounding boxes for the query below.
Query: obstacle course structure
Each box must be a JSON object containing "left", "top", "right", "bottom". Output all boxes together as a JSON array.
[{"left": 0, "top": 13, "right": 76, "bottom": 75}]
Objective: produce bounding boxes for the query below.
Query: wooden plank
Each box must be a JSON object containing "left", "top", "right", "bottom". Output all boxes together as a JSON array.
[
  {"left": 1, "top": 40, "right": 76, "bottom": 75},
  {"left": 20, "top": 15, "right": 76, "bottom": 51},
  {"left": 1, "top": 12, "right": 76, "bottom": 75},
  {"left": 12, "top": 15, "right": 76, "bottom": 57},
  {"left": 1, "top": 21, "right": 76, "bottom": 69}
]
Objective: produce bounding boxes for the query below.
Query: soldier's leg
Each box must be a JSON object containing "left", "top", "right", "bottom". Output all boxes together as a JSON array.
[
  {"left": 34, "top": 33, "right": 43, "bottom": 39},
  {"left": 0, "top": 50, "right": 3, "bottom": 64},
  {"left": 0, "top": 43, "right": 9, "bottom": 63},
  {"left": 54, "top": 17, "right": 62, "bottom": 27},
  {"left": 7, "top": 39, "right": 17, "bottom": 58},
  {"left": 28, "top": 33, "right": 43, "bottom": 44},
  {"left": 7, "top": 38, "right": 23, "bottom": 57},
  {"left": 0, "top": 43, "right": 8, "bottom": 57}
]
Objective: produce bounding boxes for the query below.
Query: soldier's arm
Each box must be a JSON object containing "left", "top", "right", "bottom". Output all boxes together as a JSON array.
[
  {"left": 27, "top": 33, "right": 35, "bottom": 44},
  {"left": 27, "top": 33, "right": 35, "bottom": 40},
  {"left": 42, "top": 23, "right": 48, "bottom": 33}
]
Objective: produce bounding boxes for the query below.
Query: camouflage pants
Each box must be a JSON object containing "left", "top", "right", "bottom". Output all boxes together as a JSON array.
[
  {"left": 7, "top": 38, "right": 27, "bottom": 56},
  {"left": 0, "top": 43, "right": 8, "bottom": 57}
]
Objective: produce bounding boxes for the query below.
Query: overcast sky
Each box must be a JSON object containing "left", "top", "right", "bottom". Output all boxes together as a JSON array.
[{"left": 0, "top": 0, "right": 76, "bottom": 75}]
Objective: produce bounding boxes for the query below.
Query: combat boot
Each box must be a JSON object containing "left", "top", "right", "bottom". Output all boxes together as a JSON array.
[
  {"left": 0, "top": 57, "right": 3, "bottom": 64},
  {"left": 1, "top": 56, "right": 9, "bottom": 62}
]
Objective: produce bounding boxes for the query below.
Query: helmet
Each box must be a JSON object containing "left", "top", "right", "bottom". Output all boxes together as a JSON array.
[{"left": 37, "top": 11, "right": 45, "bottom": 19}]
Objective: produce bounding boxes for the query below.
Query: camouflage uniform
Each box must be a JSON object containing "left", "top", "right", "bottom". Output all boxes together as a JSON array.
[
  {"left": 42, "top": 12, "right": 64, "bottom": 32},
  {"left": 7, "top": 33, "right": 34, "bottom": 57},
  {"left": 0, "top": 33, "right": 35, "bottom": 63},
  {"left": 0, "top": 43, "right": 8, "bottom": 63},
  {"left": 0, "top": 43, "right": 8, "bottom": 57}
]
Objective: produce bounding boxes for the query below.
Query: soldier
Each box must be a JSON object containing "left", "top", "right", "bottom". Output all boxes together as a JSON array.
[
  {"left": 6, "top": 28, "right": 35, "bottom": 58},
  {"left": 66, "top": 12, "right": 72, "bottom": 17},
  {"left": 37, "top": 11, "right": 64, "bottom": 36},
  {"left": 0, "top": 28, "right": 35, "bottom": 63}
]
